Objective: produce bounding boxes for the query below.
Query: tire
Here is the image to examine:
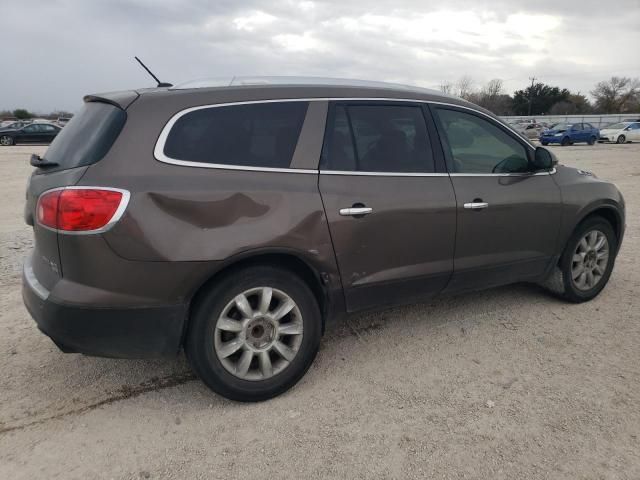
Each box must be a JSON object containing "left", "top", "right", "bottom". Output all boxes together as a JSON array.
[
  {"left": 616, "top": 135, "right": 626, "bottom": 144},
  {"left": 0, "top": 135, "right": 13, "bottom": 146},
  {"left": 541, "top": 141, "right": 549, "bottom": 146},
  {"left": 588, "top": 135, "right": 596, "bottom": 145},
  {"left": 561, "top": 136, "right": 571, "bottom": 146},
  {"left": 185, "top": 265, "right": 322, "bottom": 402},
  {"left": 555, "top": 216, "right": 617, "bottom": 303}
]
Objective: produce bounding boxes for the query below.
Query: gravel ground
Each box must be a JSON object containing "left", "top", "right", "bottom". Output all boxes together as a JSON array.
[{"left": 1, "top": 143, "right": 639, "bottom": 479}]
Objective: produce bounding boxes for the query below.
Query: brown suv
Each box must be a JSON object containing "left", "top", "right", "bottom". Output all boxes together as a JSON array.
[{"left": 22, "top": 78, "right": 625, "bottom": 401}]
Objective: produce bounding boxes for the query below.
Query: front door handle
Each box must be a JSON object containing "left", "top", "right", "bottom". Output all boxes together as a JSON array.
[
  {"left": 463, "top": 202, "right": 489, "bottom": 210},
  {"left": 339, "top": 207, "right": 373, "bottom": 217}
]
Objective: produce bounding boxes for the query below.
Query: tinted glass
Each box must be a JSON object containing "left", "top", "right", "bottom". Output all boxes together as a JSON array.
[
  {"left": 322, "top": 106, "right": 357, "bottom": 170},
  {"left": 164, "top": 102, "right": 308, "bottom": 168},
  {"left": 435, "top": 108, "right": 529, "bottom": 174},
  {"left": 23, "top": 125, "right": 38, "bottom": 133},
  {"left": 43, "top": 102, "right": 126, "bottom": 172},
  {"left": 630, "top": 123, "right": 640, "bottom": 130},
  {"left": 323, "top": 104, "right": 434, "bottom": 172}
]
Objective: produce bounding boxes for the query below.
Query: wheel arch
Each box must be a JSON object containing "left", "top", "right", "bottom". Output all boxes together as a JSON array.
[
  {"left": 573, "top": 202, "right": 623, "bottom": 251},
  {"left": 0, "top": 133, "right": 15, "bottom": 144},
  {"left": 184, "top": 248, "right": 331, "bottom": 342}
]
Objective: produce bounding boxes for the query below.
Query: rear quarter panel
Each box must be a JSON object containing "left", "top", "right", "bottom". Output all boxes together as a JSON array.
[{"left": 77, "top": 92, "right": 341, "bottom": 303}]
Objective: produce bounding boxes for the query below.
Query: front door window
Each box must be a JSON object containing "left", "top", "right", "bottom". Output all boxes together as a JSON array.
[{"left": 433, "top": 108, "right": 530, "bottom": 174}]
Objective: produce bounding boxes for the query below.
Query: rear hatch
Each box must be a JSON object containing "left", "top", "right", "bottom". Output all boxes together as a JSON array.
[{"left": 25, "top": 96, "right": 132, "bottom": 289}]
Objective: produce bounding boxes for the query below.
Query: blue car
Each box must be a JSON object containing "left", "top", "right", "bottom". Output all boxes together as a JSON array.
[{"left": 539, "top": 122, "right": 600, "bottom": 146}]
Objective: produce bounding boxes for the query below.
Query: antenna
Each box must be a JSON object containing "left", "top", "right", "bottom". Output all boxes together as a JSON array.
[{"left": 134, "top": 56, "right": 173, "bottom": 88}]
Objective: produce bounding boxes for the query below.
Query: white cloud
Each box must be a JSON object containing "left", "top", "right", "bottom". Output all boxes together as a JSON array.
[
  {"left": 1, "top": 0, "right": 638, "bottom": 111},
  {"left": 272, "top": 33, "right": 325, "bottom": 52},
  {"left": 233, "top": 10, "right": 277, "bottom": 31}
]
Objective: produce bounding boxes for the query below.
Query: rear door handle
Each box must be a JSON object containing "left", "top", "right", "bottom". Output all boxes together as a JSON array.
[
  {"left": 339, "top": 207, "right": 373, "bottom": 216},
  {"left": 463, "top": 202, "right": 489, "bottom": 210}
]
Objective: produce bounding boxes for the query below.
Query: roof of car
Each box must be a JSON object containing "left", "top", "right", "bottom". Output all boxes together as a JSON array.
[
  {"left": 170, "top": 76, "right": 446, "bottom": 95},
  {"left": 87, "top": 76, "right": 490, "bottom": 119}
]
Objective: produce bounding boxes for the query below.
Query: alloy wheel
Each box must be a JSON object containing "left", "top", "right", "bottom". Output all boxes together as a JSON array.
[
  {"left": 0, "top": 136, "right": 12, "bottom": 146},
  {"left": 571, "top": 230, "right": 609, "bottom": 291},
  {"left": 214, "top": 287, "right": 304, "bottom": 381}
]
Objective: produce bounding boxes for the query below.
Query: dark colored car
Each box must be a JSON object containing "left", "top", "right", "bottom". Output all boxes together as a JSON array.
[
  {"left": 22, "top": 78, "right": 625, "bottom": 401},
  {"left": 0, "top": 123, "right": 61, "bottom": 146},
  {"left": 540, "top": 122, "right": 600, "bottom": 146}
]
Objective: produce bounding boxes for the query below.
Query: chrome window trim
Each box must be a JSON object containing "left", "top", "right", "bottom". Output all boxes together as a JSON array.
[
  {"left": 449, "top": 168, "right": 556, "bottom": 177},
  {"left": 154, "top": 99, "right": 318, "bottom": 174},
  {"left": 36, "top": 186, "right": 131, "bottom": 235},
  {"left": 153, "top": 97, "right": 542, "bottom": 175},
  {"left": 320, "top": 170, "right": 448, "bottom": 177}
]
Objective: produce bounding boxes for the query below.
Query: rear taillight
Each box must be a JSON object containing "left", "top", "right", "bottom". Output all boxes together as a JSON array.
[{"left": 37, "top": 188, "right": 129, "bottom": 232}]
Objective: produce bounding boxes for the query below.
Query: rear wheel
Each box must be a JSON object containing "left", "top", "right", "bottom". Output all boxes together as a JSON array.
[
  {"left": 555, "top": 216, "right": 617, "bottom": 303},
  {"left": 561, "top": 136, "right": 571, "bottom": 146},
  {"left": 185, "top": 265, "right": 322, "bottom": 402},
  {"left": 588, "top": 135, "right": 596, "bottom": 145},
  {"left": 0, "top": 135, "right": 13, "bottom": 146},
  {"left": 616, "top": 135, "right": 626, "bottom": 144}
]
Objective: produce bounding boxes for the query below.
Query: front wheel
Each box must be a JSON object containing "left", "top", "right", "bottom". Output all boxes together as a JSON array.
[
  {"left": 588, "top": 135, "right": 597, "bottom": 145},
  {"left": 541, "top": 141, "right": 549, "bottom": 146},
  {"left": 556, "top": 216, "right": 617, "bottom": 303},
  {"left": 561, "top": 136, "right": 571, "bottom": 146},
  {"left": 0, "top": 135, "right": 13, "bottom": 146},
  {"left": 185, "top": 265, "right": 322, "bottom": 401},
  {"left": 616, "top": 135, "right": 626, "bottom": 144}
]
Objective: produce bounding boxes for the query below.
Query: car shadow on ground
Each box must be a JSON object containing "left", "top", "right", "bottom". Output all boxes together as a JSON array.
[{"left": 1, "top": 281, "right": 564, "bottom": 434}]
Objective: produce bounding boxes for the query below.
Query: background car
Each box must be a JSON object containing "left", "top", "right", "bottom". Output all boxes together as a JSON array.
[
  {"left": 56, "top": 116, "right": 72, "bottom": 127},
  {"left": 598, "top": 121, "right": 640, "bottom": 144},
  {"left": 0, "top": 120, "right": 31, "bottom": 132},
  {"left": 540, "top": 122, "right": 600, "bottom": 146},
  {"left": 0, "top": 122, "right": 61, "bottom": 146},
  {"left": 516, "top": 122, "right": 547, "bottom": 139}
]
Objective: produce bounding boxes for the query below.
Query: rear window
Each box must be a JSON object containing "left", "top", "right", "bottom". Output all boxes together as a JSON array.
[
  {"left": 43, "top": 102, "right": 126, "bottom": 172},
  {"left": 162, "top": 102, "right": 308, "bottom": 169}
]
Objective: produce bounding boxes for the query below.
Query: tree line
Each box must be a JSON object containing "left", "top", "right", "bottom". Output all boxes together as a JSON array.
[
  {"left": 439, "top": 76, "right": 640, "bottom": 116},
  {"left": 0, "top": 109, "right": 73, "bottom": 120}
]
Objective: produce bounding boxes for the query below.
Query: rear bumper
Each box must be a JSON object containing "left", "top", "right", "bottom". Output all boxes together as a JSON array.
[{"left": 22, "top": 257, "right": 187, "bottom": 358}]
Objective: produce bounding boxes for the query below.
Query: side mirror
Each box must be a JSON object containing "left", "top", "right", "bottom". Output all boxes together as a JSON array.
[{"left": 532, "top": 146, "right": 557, "bottom": 171}]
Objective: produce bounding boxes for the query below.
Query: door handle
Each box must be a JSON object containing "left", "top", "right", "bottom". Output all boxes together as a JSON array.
[
  {"left": 339, "top": 207, "right": 373, "bottom": 217},
  {"left": 463, "top": 202, "right": 489, "bottom": 210}
]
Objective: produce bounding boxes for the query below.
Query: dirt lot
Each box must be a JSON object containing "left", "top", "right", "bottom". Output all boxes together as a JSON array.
[{"left": 1, "top": 143, "right": 639, "bottom": 479}]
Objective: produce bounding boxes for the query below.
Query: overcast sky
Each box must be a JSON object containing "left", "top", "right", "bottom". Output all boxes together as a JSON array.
[{"left": 3, "top": 0, "right": 639, "bottom": 113}]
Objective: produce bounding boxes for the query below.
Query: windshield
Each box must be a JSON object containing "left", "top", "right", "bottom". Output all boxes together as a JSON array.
[
  {"left": 604, "top": 123, "right": 629, "bottom": 130},
  {"left": 550, "top": 123, "right": 571, "bottom": 131}
]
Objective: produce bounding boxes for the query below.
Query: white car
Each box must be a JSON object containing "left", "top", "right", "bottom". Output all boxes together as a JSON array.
[{"left": 598, "top": 122, "right": 640, "bottom": 144}]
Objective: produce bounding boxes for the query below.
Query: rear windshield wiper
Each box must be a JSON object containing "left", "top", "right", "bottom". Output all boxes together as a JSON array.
[{"left": 30, "top": 154, "right": 59, "bottom": 168}]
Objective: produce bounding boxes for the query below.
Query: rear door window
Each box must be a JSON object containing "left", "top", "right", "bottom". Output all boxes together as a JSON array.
[
  {"left": 163, "top": 102, "right": 309, "bottom": 169},
  {"left": 43, "top": 102, "right": 127, "bottom": 172},
  {"left": 322, "top": 104, "right": 435, "bottom": 173}
]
